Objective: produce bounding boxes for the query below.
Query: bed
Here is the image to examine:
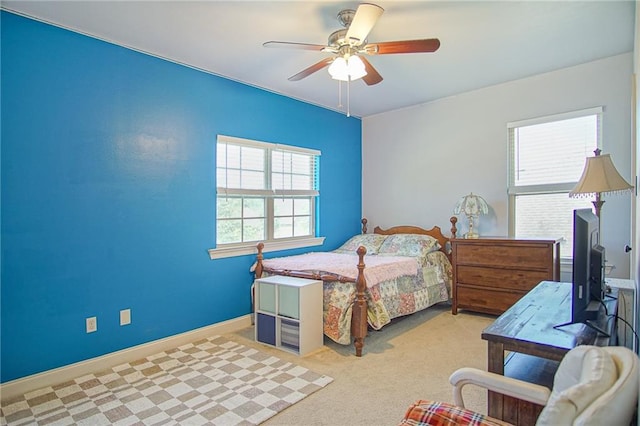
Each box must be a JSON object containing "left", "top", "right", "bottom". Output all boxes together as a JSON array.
[{"left": 254, "top": 217, "right": 459, "bottom": 357}]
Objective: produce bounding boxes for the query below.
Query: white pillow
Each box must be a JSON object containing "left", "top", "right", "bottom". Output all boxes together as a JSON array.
[{"left": 536, "top": 346, "right": 617, "bottom": 425}]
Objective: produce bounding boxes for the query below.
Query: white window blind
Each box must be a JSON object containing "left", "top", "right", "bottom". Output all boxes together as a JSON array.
[
  {"left": 216, "top": 135, "right": 320, "bottom": 247},
  {"left": 508, "top": 107, "right": 601, "bottom": 258}
]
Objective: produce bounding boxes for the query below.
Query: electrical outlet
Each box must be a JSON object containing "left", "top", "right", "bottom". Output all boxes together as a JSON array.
[
  {"left": 86, "top": 316, "right": 97, "bottom": 333},
  {"left": 120, "top": 309, "right": 131, "bottom": 326}
]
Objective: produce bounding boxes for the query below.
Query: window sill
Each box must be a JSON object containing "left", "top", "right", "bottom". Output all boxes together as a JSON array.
[{"left": 208, "top": 237, "right": 326, "bottom": 260}]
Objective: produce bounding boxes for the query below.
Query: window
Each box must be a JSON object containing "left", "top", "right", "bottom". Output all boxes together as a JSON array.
[
  {"left": 508, "top": 107, "right": 601, "bottom": 259},
  {"left": 209, "top": 135, "right": 322, "bottom": 259}
]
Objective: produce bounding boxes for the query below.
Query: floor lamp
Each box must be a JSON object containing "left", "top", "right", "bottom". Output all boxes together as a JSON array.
[{"left": 569, "top": 149, "right": 634, "bottom": 220}]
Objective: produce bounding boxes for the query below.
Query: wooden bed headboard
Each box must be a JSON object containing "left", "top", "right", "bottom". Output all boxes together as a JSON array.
[{"left": 361, "top": 217, "right": 459, "bottom": 260}]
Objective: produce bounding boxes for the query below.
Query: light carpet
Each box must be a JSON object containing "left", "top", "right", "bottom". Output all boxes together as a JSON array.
[
  {"left": 1, "top": 335, "right": 333, "bottom": 426},
  {"left": 240, "top": 304, "right": 495, "bottom": 426}
]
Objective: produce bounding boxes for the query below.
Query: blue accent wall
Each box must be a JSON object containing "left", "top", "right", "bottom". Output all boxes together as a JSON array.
[{"left": 1, "top": 11, "right": 362, "bottom": 383}]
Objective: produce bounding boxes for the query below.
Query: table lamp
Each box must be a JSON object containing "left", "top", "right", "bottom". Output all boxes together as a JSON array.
[
  {"left": 453, "top": 193, "right": 489, "bottom": 239},
  {"left": 569, "top": 149, "right": 633, "bottom": 218}
]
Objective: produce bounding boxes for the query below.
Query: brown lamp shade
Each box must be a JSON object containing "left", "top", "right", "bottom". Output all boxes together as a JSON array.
[{"left": 569, "top": 153, "right": 633, "bottom": 197}]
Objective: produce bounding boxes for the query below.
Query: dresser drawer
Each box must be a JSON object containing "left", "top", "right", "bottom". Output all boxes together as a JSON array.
[
  {"left": 451, "top": 237, "right": 560, "bottom": 315},
  {"left": 455, "top": 243, "right": 552, "bottom": 270},
  {"left": 457, "top": 265, "right": 551, "bottom": 292},
  {"left": 456, "top": 286, "right": 526, "bottom": 315}
]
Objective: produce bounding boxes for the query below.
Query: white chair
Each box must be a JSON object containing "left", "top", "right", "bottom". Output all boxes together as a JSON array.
[{"left": 399, "top": 345, "right": 639, "bottom": 426}]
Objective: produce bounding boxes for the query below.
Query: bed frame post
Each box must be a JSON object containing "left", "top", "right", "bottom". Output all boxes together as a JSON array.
[
  {"left": 352, "top": 245, "right": 368, "bottom": 357},
  {"left": 450, "top": 216, "right": 458, "bottom": 239},
  {"left": 255, "top": 243, "right": 264, "bottom": 279},
  {"left": 251, "top": 243, "right": 266, "bottom": 326},
  {"left": 361, "top": 218, "right": 368, "bottom": 234}
]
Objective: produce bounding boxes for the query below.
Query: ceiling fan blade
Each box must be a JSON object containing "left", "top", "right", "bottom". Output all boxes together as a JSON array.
[
  {"left": 359, "top": 56, "right": 383, "bottom": 86},
  {"left": 263, "top": 41, "right": 327, "bottom": 51},
  {"left": 288, "top": 57, "right": 334, "bottom": 81},
  {"left": 363, "top": 39, "right": 441, "bottom": 55},
  {"left": 345, "top": 3, "right": 384, "bottom": 46}
]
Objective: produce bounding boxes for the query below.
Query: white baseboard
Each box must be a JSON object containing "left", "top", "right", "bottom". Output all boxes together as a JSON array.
[{"left": 0, "top": 315, "right": 252, "bottom": 402}]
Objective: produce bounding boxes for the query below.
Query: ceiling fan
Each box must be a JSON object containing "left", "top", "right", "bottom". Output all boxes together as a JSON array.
[{"left": 263, "top": 3, "right": 440, "bottom": 85}]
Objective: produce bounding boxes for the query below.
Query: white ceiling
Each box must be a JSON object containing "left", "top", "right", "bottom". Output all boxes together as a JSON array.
[{"left": 2, "top": 1, "right": 635, "bottom": 118}]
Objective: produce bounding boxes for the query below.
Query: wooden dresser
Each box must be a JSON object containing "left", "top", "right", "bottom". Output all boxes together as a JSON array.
[{"left": 451, "top": 237, "right": 560, "bottom": 315}]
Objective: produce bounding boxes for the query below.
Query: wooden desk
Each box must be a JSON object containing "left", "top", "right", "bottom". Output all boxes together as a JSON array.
[{"left": 481, "top": 280, "right": 617, "bottom": 425}]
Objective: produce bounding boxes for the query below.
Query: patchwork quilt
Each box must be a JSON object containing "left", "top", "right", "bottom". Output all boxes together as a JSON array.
[{"left": 262, "top": 249, "right": 451, "bottom": 345}]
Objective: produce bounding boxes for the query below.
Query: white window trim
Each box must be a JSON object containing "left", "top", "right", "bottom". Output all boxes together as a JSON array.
[
  {"left": 507, "top": 182, "right": 578, "bottom": 196},
  {"left": 216, "top": 188, "right": 319, "bottom": 197},
  {"left": 507, "top": 106, "right": 603, "bottom": 237},
  {"left": 506, "top": 106, "right": 603, "bottom": 129},
  {"left": 217, "top": 134, "right": 321, "bottom": 156},
  {"left": 208, "top": 236, "right": 325, "bottom": 260},
  {"left": 210, "top": 135, "right": 322, "bottom": 259}
]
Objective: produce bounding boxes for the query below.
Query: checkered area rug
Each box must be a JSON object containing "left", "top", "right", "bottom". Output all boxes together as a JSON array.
[{"left": 1, "top": 335, "right": 333, "bottom": 425}]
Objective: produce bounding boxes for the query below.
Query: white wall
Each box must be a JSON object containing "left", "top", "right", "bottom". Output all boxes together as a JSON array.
[{"left": 363, "top": 53, "right": 634, "bottom": 278}]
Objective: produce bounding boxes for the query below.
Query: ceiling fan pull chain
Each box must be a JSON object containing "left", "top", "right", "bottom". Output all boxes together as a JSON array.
[{"left": 337, "top": 80, "right": 343, "bottom": 109}]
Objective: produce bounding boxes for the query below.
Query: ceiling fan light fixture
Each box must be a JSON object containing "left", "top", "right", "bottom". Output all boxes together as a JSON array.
[
  {"left": 328, "top": 55, "right": 367, "bottom": 81},
  {"left": 328, "top": 57, "right": 349, "bottom": 81},
  {"left": 347, "top": 55, "right": 367, "bottom": 80}
]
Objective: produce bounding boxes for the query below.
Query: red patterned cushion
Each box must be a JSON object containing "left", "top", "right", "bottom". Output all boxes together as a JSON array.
[{"left": 398, "top": 400, "right": 510, "bottom": 426}]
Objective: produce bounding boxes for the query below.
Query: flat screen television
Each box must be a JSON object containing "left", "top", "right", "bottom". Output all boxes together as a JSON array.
[{"left": 554, "top": 208, "right": 608, "bottom": 335}]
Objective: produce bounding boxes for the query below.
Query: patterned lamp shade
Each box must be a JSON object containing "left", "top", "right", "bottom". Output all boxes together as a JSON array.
[{"left": 453, "top": 193, "right": 489, "bottom": 239}]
